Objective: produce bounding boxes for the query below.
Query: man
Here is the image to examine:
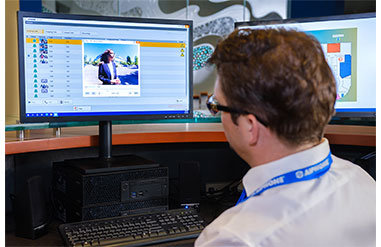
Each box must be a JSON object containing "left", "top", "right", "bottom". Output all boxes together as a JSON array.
[{"left": 195, "top": 28, "right": 375, "bottom": 247}]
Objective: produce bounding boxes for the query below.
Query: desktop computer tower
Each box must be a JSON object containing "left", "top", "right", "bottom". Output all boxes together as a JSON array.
[{"left": 52, "top": 155, "right": 169, "bottom": 222}]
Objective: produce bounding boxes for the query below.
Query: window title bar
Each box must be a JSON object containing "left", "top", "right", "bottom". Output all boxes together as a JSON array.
[{"left": 25, "top": 17, "right": 187, "bottom": 29}]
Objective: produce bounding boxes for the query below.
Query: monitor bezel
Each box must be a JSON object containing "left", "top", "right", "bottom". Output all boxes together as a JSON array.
[
  {"left": 235, "top": 12, "right": 376, "bottom": 118},
  {"left": 17, "top": 11, "right": 193, "bottom": 123}
]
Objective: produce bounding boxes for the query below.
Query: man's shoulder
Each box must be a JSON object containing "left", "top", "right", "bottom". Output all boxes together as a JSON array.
[
  {"left": 197, "top": 205, "right": 267, "bottom": 246},
  {"left": 203, "top": 201, "right": 282, "bottom": 240},
  {"left": 331, "top": 154, "right": 375, "bottom": 184}
]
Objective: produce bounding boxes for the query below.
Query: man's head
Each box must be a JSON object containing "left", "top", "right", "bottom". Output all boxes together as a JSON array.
[{"left": 208, "top": 28, "right": 337, "bottom": 147}]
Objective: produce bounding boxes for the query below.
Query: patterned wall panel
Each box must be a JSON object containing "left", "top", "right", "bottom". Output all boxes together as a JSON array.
[{"left": 42, "top": 0, "right": 287, "bottom": 96}]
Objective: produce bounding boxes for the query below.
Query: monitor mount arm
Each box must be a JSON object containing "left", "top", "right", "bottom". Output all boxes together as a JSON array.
[{"left": 99, "top": 121, "right": 112, "bottom": 160}]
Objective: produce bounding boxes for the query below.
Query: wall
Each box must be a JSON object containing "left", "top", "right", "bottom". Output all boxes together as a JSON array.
[{"left": 5, "top": 0, "right": 20, "bottom": 124}]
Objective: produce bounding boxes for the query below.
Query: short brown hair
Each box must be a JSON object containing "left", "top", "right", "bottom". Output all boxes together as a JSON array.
[{"left": 208, "top": 28, "right": 337, "bottom": 146}]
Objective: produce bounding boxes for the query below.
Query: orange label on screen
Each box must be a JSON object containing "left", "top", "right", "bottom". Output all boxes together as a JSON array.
[{"left": 327, "top": 43, "right": 340, "bottom": 53}]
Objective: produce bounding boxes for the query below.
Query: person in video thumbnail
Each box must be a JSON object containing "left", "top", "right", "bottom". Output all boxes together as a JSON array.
[{"left": 98, "top": 49, "right": 121, "bottom": 85}]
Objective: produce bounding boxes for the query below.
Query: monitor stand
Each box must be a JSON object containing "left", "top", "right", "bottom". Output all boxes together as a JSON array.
[{"left": 63, "top": 121, "right": 159, "bottom": 174}]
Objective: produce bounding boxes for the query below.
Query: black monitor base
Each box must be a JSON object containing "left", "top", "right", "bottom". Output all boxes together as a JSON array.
[{"left": 61, "top": 121, "right": 160, "bottom": 174}]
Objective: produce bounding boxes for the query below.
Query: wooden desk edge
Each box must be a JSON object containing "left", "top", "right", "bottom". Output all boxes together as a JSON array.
[
  {"left": 5, "top": 125, "right": 375, "bottom": 155},
  {"left": 5, "top": 131, "right": 228, "bottom": 155},
  {"left": 324, "top": 124, "right": 375, "bottom": 147}
]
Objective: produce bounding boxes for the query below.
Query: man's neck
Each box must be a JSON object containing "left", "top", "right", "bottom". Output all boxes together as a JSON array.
[{"left": 247, "top": 137, "right": 320, "bottom": 168}]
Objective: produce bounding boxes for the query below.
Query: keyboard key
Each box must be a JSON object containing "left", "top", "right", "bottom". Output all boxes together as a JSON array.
[
  {"left": 188, "top": 225, "right": 199, "bottom": 231},
  {"left": 180, "top": 227, "right": 186, "bottom": 233},
  {"left": 134, "top": 234, "right": 143, "bottom": 239},
  {"left": 99, "top": 236, "right": 135, "bottom": 245}
]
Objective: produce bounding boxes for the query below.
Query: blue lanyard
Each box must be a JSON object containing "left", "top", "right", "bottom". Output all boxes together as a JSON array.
[{"left": 236, "top": 152, "right": 333, "bottom": 206}]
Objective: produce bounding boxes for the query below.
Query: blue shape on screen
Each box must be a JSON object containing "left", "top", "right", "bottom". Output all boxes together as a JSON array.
[
  {"left": 340, "top": 54, "right": 351, "bottom": 78},
  {"left": 119, "top": 70, "right": 139, "bottom": 85}
]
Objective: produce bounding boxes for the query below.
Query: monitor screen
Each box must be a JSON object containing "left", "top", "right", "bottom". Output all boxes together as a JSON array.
[
  {"left": 235, "top": 13, "right": 376, "bottom": 118},
  {"left": 18, "top": 11, "right": 193, "bottom": 123}
]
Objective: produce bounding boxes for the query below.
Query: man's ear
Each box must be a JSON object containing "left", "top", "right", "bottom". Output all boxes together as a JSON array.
[{"left": 246, "top": 114, "right": 260, "bottom": 146}]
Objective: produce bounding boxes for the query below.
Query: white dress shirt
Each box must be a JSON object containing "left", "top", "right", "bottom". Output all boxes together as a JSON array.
[
  {"left": 107, "top": 62, "right": 115, "bottom": 80},
  {"left": 195, "top": 139, "right": 375, "bottom": 247}
]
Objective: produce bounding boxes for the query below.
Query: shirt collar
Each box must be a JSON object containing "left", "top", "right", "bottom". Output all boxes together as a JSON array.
[{"left": 242, "top": 138, "right": 331, "bottom": 196}]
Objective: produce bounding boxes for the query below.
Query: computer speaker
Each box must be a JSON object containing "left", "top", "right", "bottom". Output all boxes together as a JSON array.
[
  {"left": 178, "top": 161, "right": 201, "bottom": 209},
  {"left": 14, "top": 175, "right": 49, "bottom": 239}
]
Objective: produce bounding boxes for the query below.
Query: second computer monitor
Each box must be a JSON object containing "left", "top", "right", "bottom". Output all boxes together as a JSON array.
[{"left": 236, "top": 13, "right": 376, "bottom": 118}]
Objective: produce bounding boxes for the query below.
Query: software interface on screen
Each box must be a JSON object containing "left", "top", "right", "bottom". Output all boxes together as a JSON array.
[
  {"left": 21, "top": 16, "right": 191, "bottom": 118},
  {"left": 238, "top": 15, "right": 376, "bottom": 115}
]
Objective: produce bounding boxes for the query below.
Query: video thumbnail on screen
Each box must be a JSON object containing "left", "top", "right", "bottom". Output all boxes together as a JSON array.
[{"left": 82, "top": 40, "right": 140, "bottom": 97}]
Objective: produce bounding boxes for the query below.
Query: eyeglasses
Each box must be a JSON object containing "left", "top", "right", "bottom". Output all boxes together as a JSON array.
[{"left": 206, "top": 95, "right": 268, "bottom": 127}]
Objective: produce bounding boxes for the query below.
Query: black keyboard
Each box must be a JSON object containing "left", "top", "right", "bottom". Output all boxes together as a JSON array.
[{"left": 58, "top": 208, "right": 205, "bottom": 246}]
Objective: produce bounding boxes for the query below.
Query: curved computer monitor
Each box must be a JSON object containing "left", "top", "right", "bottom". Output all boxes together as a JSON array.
[
  {"left": 235, "top": 13, "right": 376, "bottom": 118},
  {"left": 18, "top": 11, "right": 193, "bottom": 123}
]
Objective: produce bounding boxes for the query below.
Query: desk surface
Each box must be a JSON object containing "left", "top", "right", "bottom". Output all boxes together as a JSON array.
[{"left": 5, "top": 123, "right": 376, "bottom": 155}]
